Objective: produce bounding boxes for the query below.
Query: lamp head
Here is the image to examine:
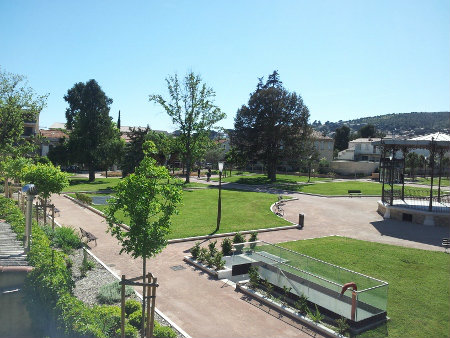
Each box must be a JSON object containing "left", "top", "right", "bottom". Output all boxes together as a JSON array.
[
  {"left": 22, "top": 184, "right": 38, "bottom": 196},
  {"left": 218, "top": 162, "right": 224, "bottom": 173}
]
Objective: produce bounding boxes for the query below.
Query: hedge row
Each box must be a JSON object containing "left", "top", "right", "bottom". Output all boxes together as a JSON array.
[{"left": 0, "top": 196, "right": 176, "bottom": 338}]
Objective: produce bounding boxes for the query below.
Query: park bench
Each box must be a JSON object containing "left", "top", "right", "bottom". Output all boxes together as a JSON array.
[
  {"left": 80, "top": 227, "right": 98, "bottom": 246},
  {"left": 348, "top": 189, "right": 362, "bottom": 197},
  {"left": 442, "top": 238, "right": 449, "bottom": 253}
]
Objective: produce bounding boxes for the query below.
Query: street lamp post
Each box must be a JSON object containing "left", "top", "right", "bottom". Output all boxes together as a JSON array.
[{"left": 216, "top": 162, "right": 224, "bottom": 232}]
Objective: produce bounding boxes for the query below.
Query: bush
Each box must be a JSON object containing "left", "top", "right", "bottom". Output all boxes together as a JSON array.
[
  {"left": 125, "top": 299, "right": 142, "bottom": 316},
  {"left": 116, "top": 323, "right": 139, "bottom": 338},
  {"left": 97, "top": 281, "right": 134, "bottom": 305},
  {"left": 294, "top": 294, "right": 308, "bottom": 315},
  {"left": 197, "top": 247, "right": 208, "bottom": 263},
  {"left": 248, "top": 266, "right": 259, "bottom": 289},
  {"left": 75, "top": 192, "right": 92, "bottom": 205},
  {"left": 221, "top": 238, "right": 233, "bottom": 256},
  {"left": 335, "top": 317, "right": 349, "bottom": 335},
  {"left": 154, "top": 321, "right": 177, "bottom": 338},
  {"left": 308, "top": 304, "right": 324, "bottom": 323},
  {"left": 93, "top": 305, "right": 121, "bottom": 337},
  {"left": 233, "top": 232, "right": 245, "bottom": 244},
  {"left": 249, "top": 232, "right": 258, "bottom": 249},
  {"left": 213, "top": 252, "right": 225, "bottom": 271},
  {"left": 205, "top": 251, "right": 214, "bottom": 268},
  {"left": 190, "top": 242, "right": 200, "bottom": 259},
  {"left": 54, "top": 226, "right": 83, "bottom": 253},
  {"left": 128, "top": 310, "right": 142, "bottom": 330},
  {"left": 208, "top": 240, "right": 217, "bottom": 256},
  {"left": 80, "top": 257, "right": 96, "bottom": 277}
]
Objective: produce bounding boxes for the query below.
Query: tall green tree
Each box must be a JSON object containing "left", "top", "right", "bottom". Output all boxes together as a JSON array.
[
  {"left": 0, "top": 68, "right": 47, "bottom": 158},
  {"left": 120, "top": 126, "right": 150, "bottom": 177},
  {"left": 145, "top": 130, "right": 173, "bottom": 166},
  {"left": 0, "top": 156, "right": 32, "bottom": 197},
  {"left": 105, "top": 141, "right": 181, "bottom": 335},
  {"left": 406, "top": 152, "right": 420, "bottom": 180},
  {"left": 64, "top": 79, "right": 119, "bottom": 181},
  {"left": 334, "top": 125, "right": 351, "bottom": 151},
  {"left": 149, "top": 72, "right": 226, "bottom": 183},
  {"left": 233, "top": 71, "right": 310, "bottom": 182},
  {"left": 358, "top": 124, "right": 377, "bottom": 138}
]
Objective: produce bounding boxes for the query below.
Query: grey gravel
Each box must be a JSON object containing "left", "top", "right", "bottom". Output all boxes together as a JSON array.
[{"left": 69, "top": 248, "right": 186, "bottom": 338}]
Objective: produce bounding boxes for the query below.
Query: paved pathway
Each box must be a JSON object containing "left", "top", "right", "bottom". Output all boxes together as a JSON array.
[
  {"left": 52, "top": 194, "right": 321, "bottom": 338},
  {"left": 51, "top": 177, "right": 449, "bottom": 337}
]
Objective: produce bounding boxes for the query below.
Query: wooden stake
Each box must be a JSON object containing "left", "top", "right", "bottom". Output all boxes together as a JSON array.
[
  {"left": 121, "top": 275, "right": 126, "bottom": 338},
  {"left": 52, "top": 205, "right": 55, "bottom": 230},
  {"left": 146, "top": 273, "right": 152, "bottom": 337},
  {"left": 149, "top": 277, "right": 157, "bottom": 338}
]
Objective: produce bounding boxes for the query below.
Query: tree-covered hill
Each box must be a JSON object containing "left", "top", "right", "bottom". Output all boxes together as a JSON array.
[{"left": 312, "top": 112, "right": 449, "bottom": 137}]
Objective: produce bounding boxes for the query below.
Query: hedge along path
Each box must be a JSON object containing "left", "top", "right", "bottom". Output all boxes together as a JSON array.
[{"left": 51, "top": 193, "right": 325, "bottom": 338}]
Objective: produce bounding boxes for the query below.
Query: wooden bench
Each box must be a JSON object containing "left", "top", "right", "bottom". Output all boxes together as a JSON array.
[
  {"left": 348, "top": 190, "right": 362, "bottom": 197},
  {"left": 442, "top": 238, "right": 449, "bottom": 253},
  {"left": 80, "top": 227, "right": 98, "bottom": 246}
]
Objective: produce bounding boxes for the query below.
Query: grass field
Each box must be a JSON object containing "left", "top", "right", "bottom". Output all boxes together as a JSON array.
[
  {"left": 407, "top": 177, "right": 450, "bottom": 187},
  {"left": 274, "top": 237, "right": 449, "bottom": 338},
  {"left": 211, "top": 173, "right": 329, "bottom": 185},
  {"left": 88, "top": 188, "right": 291, "bottom": 239}
]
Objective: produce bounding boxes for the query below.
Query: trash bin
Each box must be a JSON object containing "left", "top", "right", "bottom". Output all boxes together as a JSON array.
[{"left": 298, "top": 213, "right": 304, "bottom": 228}]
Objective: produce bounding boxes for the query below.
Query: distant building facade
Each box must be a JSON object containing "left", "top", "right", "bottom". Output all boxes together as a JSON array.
[
  {"left": 311, "top": 130, "right": 334, "bottom": 161},
  {"left": 39, "top": 129, "right": 68, "bottom": 157},
  {"left": 337, "top": 138, "right": 381, "bottom": 162}
]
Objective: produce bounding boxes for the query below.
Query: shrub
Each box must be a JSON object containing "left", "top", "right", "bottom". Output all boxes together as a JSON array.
[
  {"left": 97, "top": 281, "right": 134, "bottom": 305},
  {"left": 125, "top": 299, "right": 142, "bottom": 316},
  {"left": 294, "top": 294, "right": 308, "bottom": 315},
  {"left": 75, "top": 192, "right": 92, "bottom": 205},
  {"left": 249, "top": 232, "right": 258, "bottom": 249},
  {"left": 233, "top": 232, "right": 245, "bottom": 244},
  {"left": 53, "top": 226, "right": 83, "bottom": 253},
  {"left": 213, "top": 252, "right": 225, "bottom": 271},
  {"left": 128, "top": 310, "right": 143, "bottom": 330},
  {"left": 208, "top": 240, "right": 217, "bottom": 256},
  {"left": 154, "top": 321, "right": 177, "bottom": 338},
  {"left": 116, "top": 323, "right": 139, "bottom": 338},
  {"left": 93, "top": 305, "right": 121, "bottom": 337},
  {"left": 205, "top": 251, "right": 214, "bottom": 268},
  {"left": 282, "top": 285, "right": 292, "bottom": 306},
  {"left": 308, "top": 304, "right": 324, "bottom": 323},
  {"left": 197, "top": 247, "right": 208, "bottom": 263},
  {"left": 248, "top": 266, "right": 259, "bottom": 289},
  {"left": 80, "top": 257, "right": 96, "bottom": 277},
  {"left": 221, "top": 237, "right": 233, "bottom": 256},
  {"left": 190, "top": 242, "right": 200, "bottom": 259},
  {"left": 335, "top": 317, "right": 349, "bottom": 335}
]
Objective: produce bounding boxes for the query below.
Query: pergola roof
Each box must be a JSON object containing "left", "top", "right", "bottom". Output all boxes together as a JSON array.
[{"left": 372, "top": 133, "right": 450, "bottom": 150}]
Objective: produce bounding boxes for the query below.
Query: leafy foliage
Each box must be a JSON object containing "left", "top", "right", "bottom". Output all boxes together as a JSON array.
[
  {"left": 213, "top": 252, "right": 225, "bottom": 271},
  {"left": 248, "top": 266, "right": 260, "bottom": 289},
  {"left": 0, "top": 68, "right": 47, "bottom": 158},
  {"left": 64, "top": 79, "right": 120, "bottom": 182},
  {"left": 294, "top": 294, "right": 309, "bottom": 315},
  {"left": 106, "top": 141, "right": 182, "bottom": 260},
  {"left": 233, "top": 232, "right": 245, "bottom": 244},
  {"left": 75, "top": 192, "right": 93, "bottom": 205},
  {"left": 22, "top": 162, "right": 69, "bottom": 200},
  {"left": 190, "top": 242, "right": 201, "bottom": 259},
  {"left": 125, "top": 299, "right": 142, "bottom": 316},
  {"left": 233, "top": 71, "right": 310, "bottom": 182},
  {"left": 335, "top": 317, "right": 349, "bottom": 335},
  {"left": 149, "top": 71, "right": 226, "bottom": 183},
  {"left": 121, "top": 126, "right": 150, "bottom": 177},
  {"left": 334, "top": 125, "right": 350, "bottom": 151},
  {"left": 221, "top": 237, "right": 233, "bottom": 256}
]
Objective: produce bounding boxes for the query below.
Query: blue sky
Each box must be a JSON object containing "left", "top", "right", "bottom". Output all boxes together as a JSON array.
[{"left": 1, "top": 0, "right": 449, "bottom": 132}]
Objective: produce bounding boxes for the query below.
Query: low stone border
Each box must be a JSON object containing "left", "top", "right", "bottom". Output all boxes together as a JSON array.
[
  {"left": 236, "top": 283, "right": 339, "bottom": 338},
  {"left": 183, "top": 256, "right": 231, "bottom": 280}
]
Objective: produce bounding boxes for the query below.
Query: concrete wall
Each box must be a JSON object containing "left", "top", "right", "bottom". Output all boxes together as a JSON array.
[
  {"left": 331, "top": 160, "right": 379, "bottom": 176},
  {"left": 0, "top": 268, "right": 34, "bottom": 337}
]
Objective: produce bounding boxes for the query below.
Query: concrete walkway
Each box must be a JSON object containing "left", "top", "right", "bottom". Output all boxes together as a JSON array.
[{"left": 52, "top": 194, "right": 321, "bottom": 338}]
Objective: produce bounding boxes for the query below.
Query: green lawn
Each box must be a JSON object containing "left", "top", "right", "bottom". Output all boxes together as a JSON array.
[
  {"left": 407, "top": 177, "right": 450, "bottom": 187},
  {"left": 89, "top": 188, "right": 291, "bottom": 239},
  {"left": 274, "top": 237, "right": 449, "bottom": 338},
  {"left": 63, "top": 177, "right": 121, "bottom": 192},
  {"left": 212, "top": 173, "right": 329, "bottom": 185}
]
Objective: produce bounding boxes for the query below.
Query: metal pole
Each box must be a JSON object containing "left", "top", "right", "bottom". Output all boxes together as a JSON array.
[
  {"left": 216, "top": 171, "right": 222, "bottom": 232},
  {"left": 381, "top": 147, "right": 386, "bottom": 203},
  {"left": 141, "top": 257, "right": 146, "bottom": 338},
  {"left": 52, "top": 205, "right": 55, "bottom": 230},
  {"left": 428, "top": 140, "right": 435, "bottom": 212},
  {"left": 390, "top": 149, "right": 395, "bottom": 206},
  {"left": 146, "top": 273, "right": 152, "bottom": 338},
  {"left": 437, "top": 150, "right": 443, "bottom": 202},
  {"left": 24, "top": 195, "right": 34, "bottom": 253}
]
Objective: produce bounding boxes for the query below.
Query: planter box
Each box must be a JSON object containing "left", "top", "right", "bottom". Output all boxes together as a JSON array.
[{"left": 183, "top": 256, "right": 232, "bottom": 280}]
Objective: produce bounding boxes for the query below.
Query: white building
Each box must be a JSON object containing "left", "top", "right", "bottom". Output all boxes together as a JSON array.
[{"left": 337, "top": 138, "right": 381, "bottom": 162}]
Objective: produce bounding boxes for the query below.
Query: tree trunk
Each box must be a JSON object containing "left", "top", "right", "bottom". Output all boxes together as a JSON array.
[
  {"left": 89, "top": 167, "right": 95, "bottom": 182},
  {"left": 105, "top": 170, "right": 108, "bottom": 178},
  {"left": 43, "top": 198, "right": 47, "bottom": 225}
]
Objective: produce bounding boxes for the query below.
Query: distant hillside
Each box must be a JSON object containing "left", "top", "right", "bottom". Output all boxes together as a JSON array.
[{"left": 312, "top": 112, "right": 449, "bottom": 137}]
